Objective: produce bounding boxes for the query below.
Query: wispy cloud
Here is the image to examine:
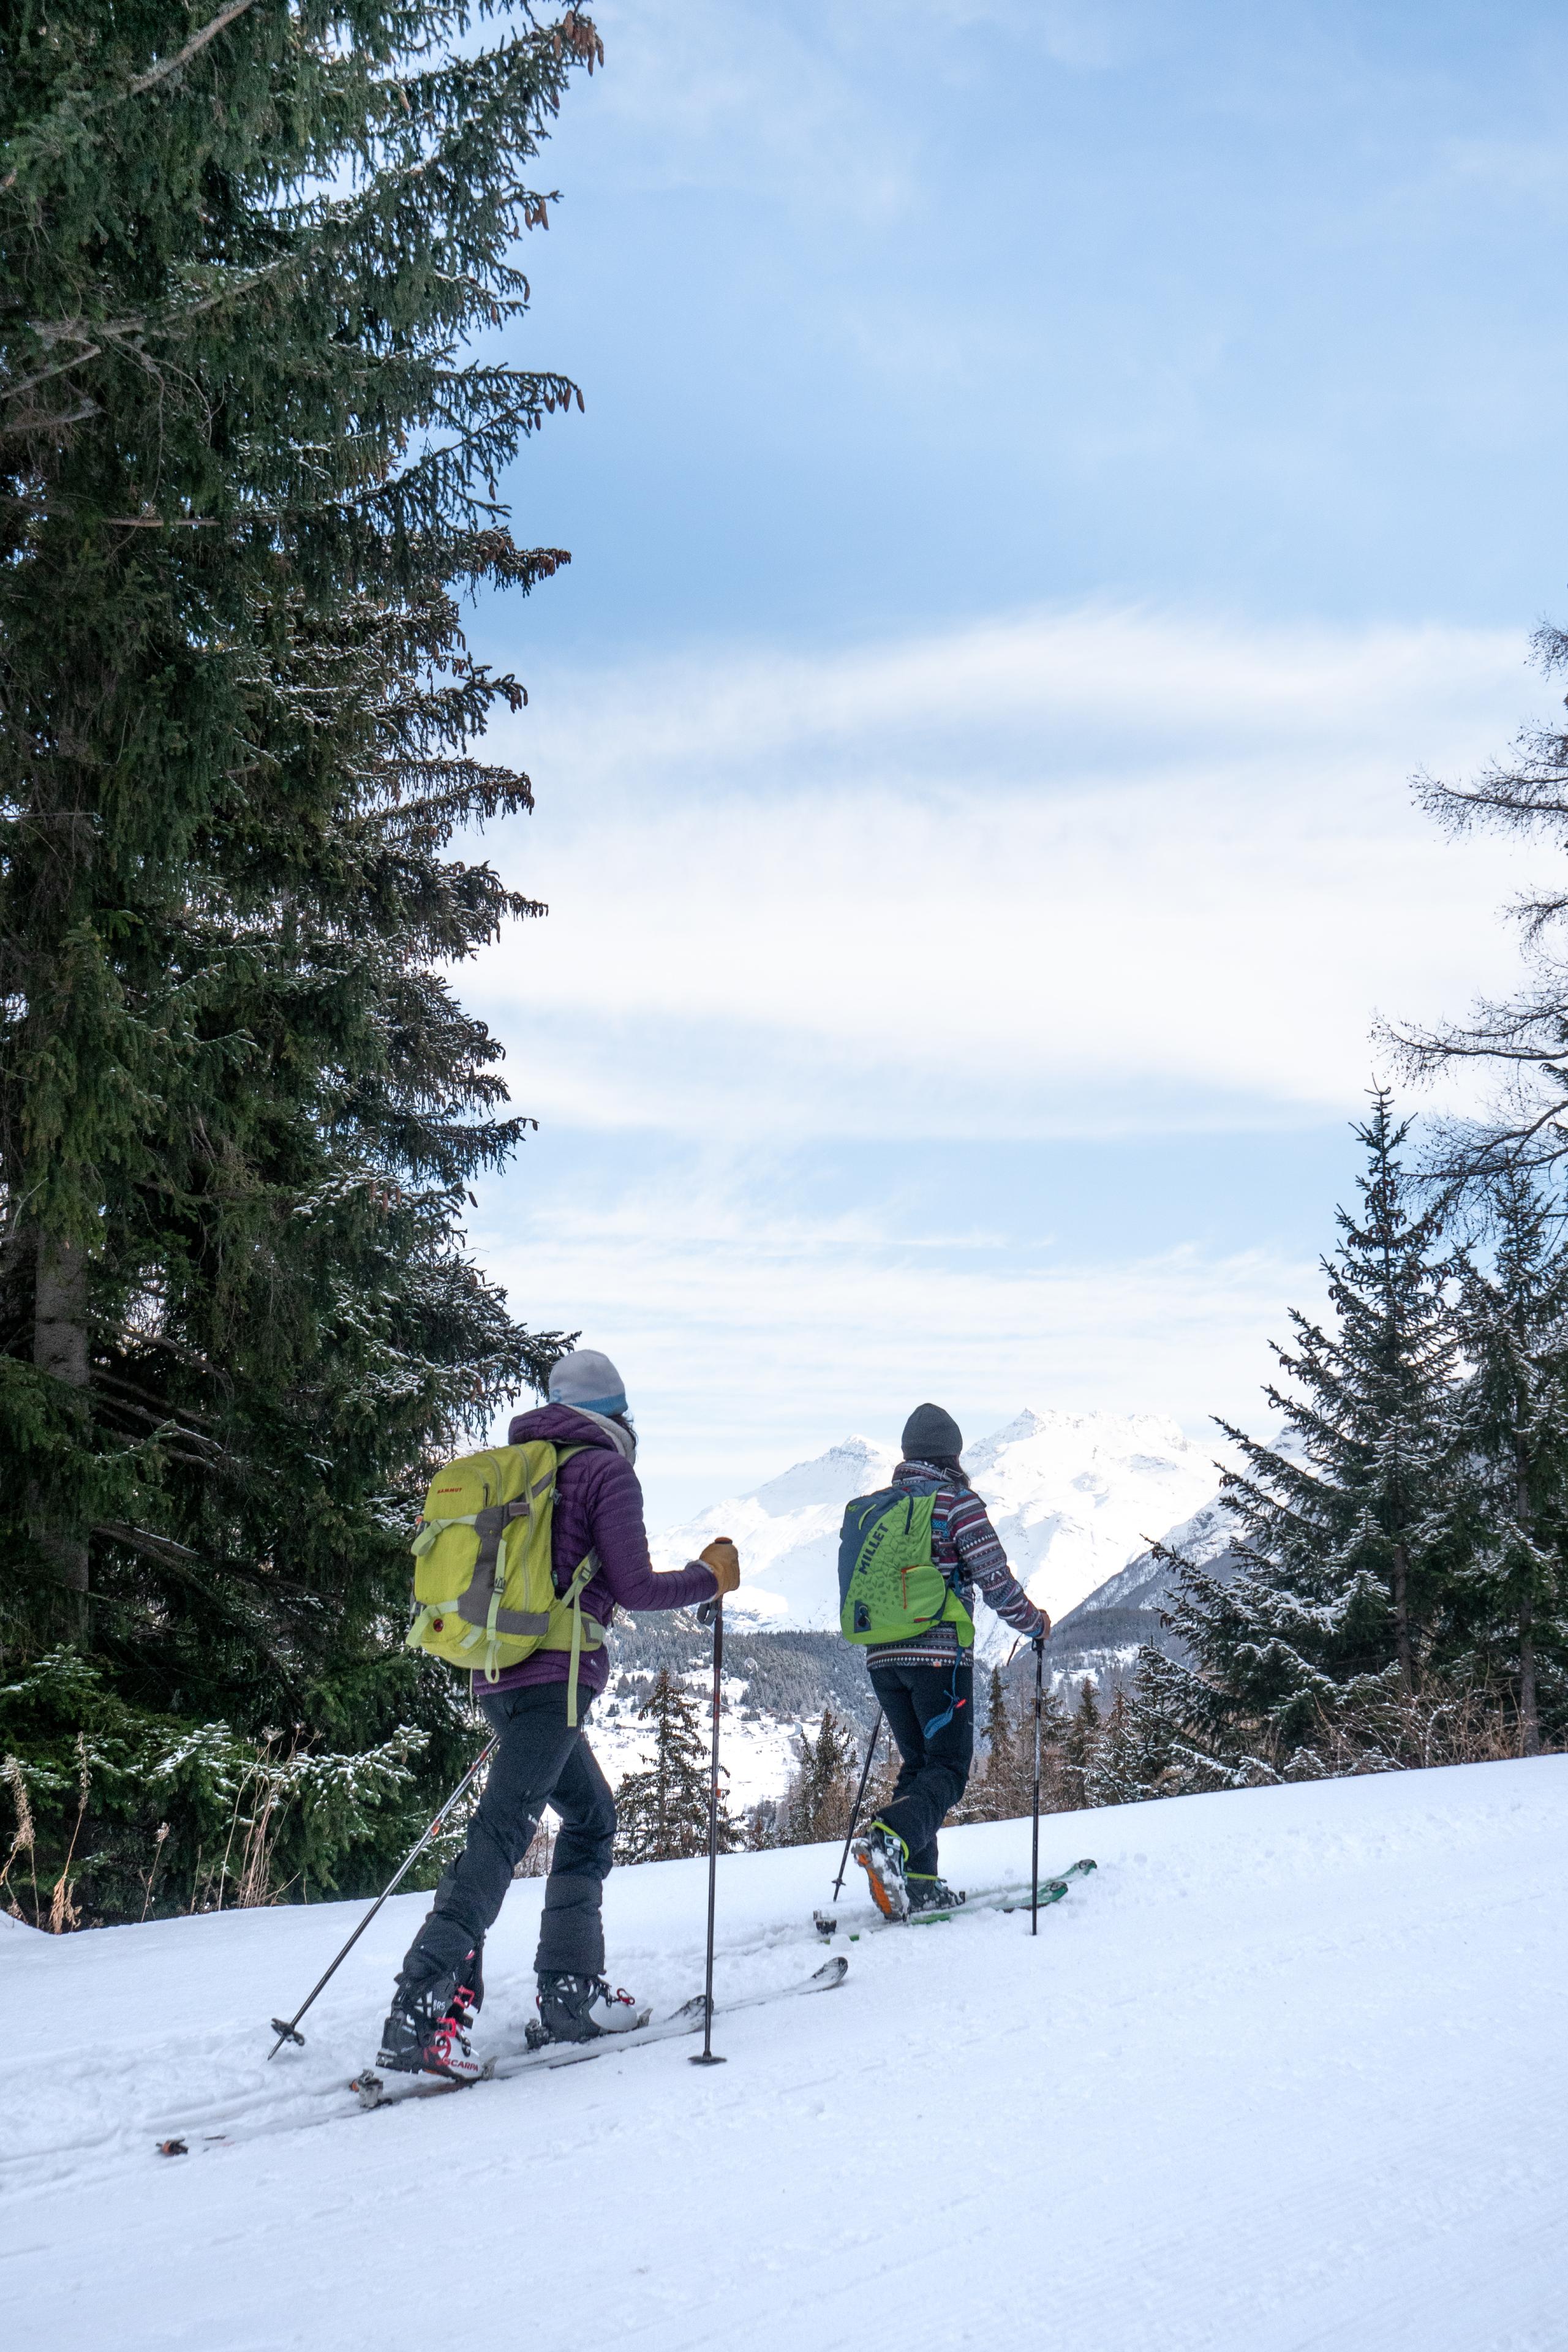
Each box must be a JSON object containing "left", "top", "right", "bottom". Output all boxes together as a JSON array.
[
  {"left": 475, "top": 1158, "right": 1292, "bottom": 1520},
  {"left": 472, "top": 603, "right": 1548, "bottom": 1140}
]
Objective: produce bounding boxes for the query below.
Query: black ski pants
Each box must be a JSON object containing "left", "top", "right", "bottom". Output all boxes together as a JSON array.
[
  {"left": 868, "top": 1653, "right": 974, "bottom": 1881},
  {"left": 398, "top": 1681, "right": 616, "bottom": 2000}
]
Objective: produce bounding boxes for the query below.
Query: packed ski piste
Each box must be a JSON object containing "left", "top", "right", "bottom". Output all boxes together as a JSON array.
[{"left": 10, "top": 1356, "right": 1567, "bottom": 2352}]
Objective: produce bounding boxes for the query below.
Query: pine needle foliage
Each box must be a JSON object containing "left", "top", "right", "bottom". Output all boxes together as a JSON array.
[
  {"left": 0, "top": 0, "right": 597, "bottom": 1907},
  {"left": 959, "top": 1662, "right": 1042, "bottom": 1820},
  {"left": 1133, "top": 1098, "right": 1463, "bottom": 1790},
  {"left": 1058, "top": 1676, "right": 1102, "bottom": 1809},
  {"left": 956, "top": 1664, "right": 1020, "bottom": 1821},
  {"left": 1445, "top": 1169, "right": 1568, "bottom": 1753},
  {"left": 614, "top": 1668, "right": 736, "bottom": 1865},
  {"left": 775, "top": 1703, "right": 860, "bottom": 1845},
  {"left": 1084, "top": 1687, "right": 1140, "bottom": 1806},
  {"left": 0, "top": 1645, "right": 429, "bottom": 1924}
]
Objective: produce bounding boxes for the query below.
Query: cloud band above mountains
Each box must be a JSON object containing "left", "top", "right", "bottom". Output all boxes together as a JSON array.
[{"left": 474, "top": 603, "right": 1549, "bottom": 1141}]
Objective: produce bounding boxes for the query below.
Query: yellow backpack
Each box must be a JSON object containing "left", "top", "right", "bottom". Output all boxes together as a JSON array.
[{"left": 403, "top": 1441, "right": 601, "bottom": 1724}]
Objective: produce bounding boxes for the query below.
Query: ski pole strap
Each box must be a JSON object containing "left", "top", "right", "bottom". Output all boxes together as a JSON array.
[{"left": 920, "top": 1659, "right": 963, "bottom": 1738}]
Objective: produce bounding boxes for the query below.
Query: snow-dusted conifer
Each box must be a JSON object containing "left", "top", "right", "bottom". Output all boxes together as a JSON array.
[
  {"left": 1133, "top": 1098, "right": 1461, "bottom": 1786},
  {"left": 1059, "top": 1678, "right": 1102, "bottom": 1807},
  {"left": 1085, "top": 1689, "right": 1143, "bottom": 1807},
  {"left": 959, "top": 1665, "right": 1019, "bottom": 1822},
  {"left": 1446, "top": 1170, "right": 1568, "bottom": 1752},
  {"left": 777, "top": 1706, "right": 859, "bottom": 1844},
  {"left": 615, "top": 1670, "right": 735, "bottom": 1864},
  {"left": 0, "top": 0, "right": 597, "bottom": 1905}
]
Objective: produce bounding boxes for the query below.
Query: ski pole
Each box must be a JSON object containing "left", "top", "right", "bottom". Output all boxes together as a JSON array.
[
  {"left": 266, "top": 1733, "right": 499, "bottom": 2058},
  {"left": 1031, "top": 1636, "right": 1044, "bottom": 1937},
  {"left": 692, "top": 1572, "right": 729, "bottom": 2067},
  {"left": 831, "top": 1706, "right": 884, "bottom": 1900}
]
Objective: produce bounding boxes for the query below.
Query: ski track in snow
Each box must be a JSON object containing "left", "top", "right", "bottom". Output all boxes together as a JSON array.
[{"left": 4, "top": 1758, "right": 1567, "bottom": 2351}]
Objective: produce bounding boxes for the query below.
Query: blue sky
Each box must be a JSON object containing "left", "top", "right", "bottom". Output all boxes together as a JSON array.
[{"left": 456, "top": 1, "right": 1568, "bottom": 1521}]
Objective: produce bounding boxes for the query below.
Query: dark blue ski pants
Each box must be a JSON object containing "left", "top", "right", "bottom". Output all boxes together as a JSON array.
[{"left": 869, "top": 1654, "right": 975, "bottom": 1880}]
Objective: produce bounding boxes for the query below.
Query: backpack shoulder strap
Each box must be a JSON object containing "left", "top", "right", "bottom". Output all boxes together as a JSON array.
[{"left": 547, "top": 1444, "right": 598, "bottom": 1728}]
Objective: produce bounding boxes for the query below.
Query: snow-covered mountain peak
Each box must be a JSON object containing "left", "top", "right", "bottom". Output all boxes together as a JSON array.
[
  {"left": 649, "top": 1432, "right": 899, "bottom": 1628},
  {"left": 652, "top": 1409, "right": 1221, "bottom": 1638},
  {"left": 749, "top": 1435, "right": 895, "bottom": 1517},
  {"left": 968, "top": 1404, "right": 1194, "bottom": 1476}
]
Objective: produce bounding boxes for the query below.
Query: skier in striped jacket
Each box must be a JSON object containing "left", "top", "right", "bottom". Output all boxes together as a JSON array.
[{"left": 851, "top": 1402, "right": 1049, "bottom": 1920}]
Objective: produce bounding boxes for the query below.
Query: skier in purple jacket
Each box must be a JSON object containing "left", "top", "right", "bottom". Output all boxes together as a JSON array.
[{"left": 378, "top": 1349, "right": 739, "bottom": 2079}]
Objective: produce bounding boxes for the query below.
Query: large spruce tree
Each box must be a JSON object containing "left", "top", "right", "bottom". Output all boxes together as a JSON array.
[
  {"left": 957, "top": 1664, "right": 1020, "bottom": 1822},
  {"left": 777, "top": 1704, "right": 859, "bottom": 1845},
  {"left": 614, "top": 1668, "right": 735, "bottom": 1865},
  {"left": 0, "top": 0, "right": 597, "bottom": 1915},
  {"left": 1134, "top": 1099, "right": 1462, "bottom": 1789},
  {"left": 1446, "top": 1170, "right": 1568, "bottom": 1754}
]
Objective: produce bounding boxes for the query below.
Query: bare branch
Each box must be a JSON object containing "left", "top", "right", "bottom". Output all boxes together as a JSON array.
[
  {"left": 96, "top": 1520, "right": 204, "bottom": 1566},
  {"left": 124, "top": 0, "right": 259, "bottom": 97}
]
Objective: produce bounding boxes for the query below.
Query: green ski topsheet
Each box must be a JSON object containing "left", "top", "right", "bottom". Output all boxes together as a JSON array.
[{"left": 815, "top": 1858, "right": 1096, "bottom": 1939}]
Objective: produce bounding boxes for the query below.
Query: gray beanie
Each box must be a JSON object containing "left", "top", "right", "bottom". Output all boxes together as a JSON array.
[
  {"left": 901, "top": 1401, "right": 962, "bottom": 1462},
  {"left": 548, "top": 1348, "right": 628, "bottom": 1418}
]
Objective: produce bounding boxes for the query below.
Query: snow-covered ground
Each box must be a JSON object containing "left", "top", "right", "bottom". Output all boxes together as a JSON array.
[
  {"left": 654, "top": 1406, "right": 1221, "bottom": 1635},
  {"left": 6, "top": 1757, "right": 1566, "bottom": 2350}
]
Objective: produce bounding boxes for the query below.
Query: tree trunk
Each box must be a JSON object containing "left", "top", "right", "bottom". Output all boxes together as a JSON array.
[
  {"left": 1518, "top": 1597, "right": 1541, "bottom": 1757},
  {"left": 32, "top": 1232, "right": 91, "bottom": 1607},
  {"left": 1512, "top": 1447, "right": 1541, "bottom": 1756},
  {"left": 1390, "top": 1541, "right": 1415, "bottom": 1694}
]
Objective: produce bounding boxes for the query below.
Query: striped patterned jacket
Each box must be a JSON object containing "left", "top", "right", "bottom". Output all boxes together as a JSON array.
[{"left": 865, "top": 1458, "right": 1047, "bottom": 1670}]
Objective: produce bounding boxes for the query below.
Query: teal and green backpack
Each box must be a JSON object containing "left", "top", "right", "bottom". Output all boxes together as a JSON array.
[
  {"left": 404, "top": 1440, "right": 601, "bottom": 1723},
  {"left": 837, "top": 1484, "right": 975, "bottom": 1649}
]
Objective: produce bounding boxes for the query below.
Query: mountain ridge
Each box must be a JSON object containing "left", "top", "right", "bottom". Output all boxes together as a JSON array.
[{"left": 650, "top": 1405, "right": 1223, "bottom": 1640}]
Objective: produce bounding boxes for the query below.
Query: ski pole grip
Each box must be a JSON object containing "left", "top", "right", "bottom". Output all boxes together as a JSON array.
[{"left": 696, "top": 1534, "right": 733, "bottom": 1627}]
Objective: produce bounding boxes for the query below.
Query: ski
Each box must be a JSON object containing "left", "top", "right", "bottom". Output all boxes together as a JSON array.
[
  {"left": 813, "top": 1857, "right": 1096, "bottom": 1940},
  {"left": 915, "top": 1856, "right": 1097, "bottom": 1924},
  {"left": 350, "top": 1954, "right": 849, "bottom": 2111}
]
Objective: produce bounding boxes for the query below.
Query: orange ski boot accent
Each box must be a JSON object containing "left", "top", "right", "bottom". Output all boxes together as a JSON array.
[{"left": 852, "top": 1830, "right": 909, "bottom": 1921}]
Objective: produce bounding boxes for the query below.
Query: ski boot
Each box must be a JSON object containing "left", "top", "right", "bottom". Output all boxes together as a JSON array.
[
  {"left": 525, "top": 1972, "right": 651, "bottom": 2050},
  {"left": 376, "top": 1948, "right": 485, "bottom": 2082},
  {"left": 851, "top": 1822, "right": 910, "bottom": 1921},
  {"left": 907, "top": 1874, "right": 966, "bottom": 1917}
]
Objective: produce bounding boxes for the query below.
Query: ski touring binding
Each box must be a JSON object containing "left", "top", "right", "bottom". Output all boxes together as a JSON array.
[{"left": 350, "top": 2057, "right": 496, "bottom": 2110}]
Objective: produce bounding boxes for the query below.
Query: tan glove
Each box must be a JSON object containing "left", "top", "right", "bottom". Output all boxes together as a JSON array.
[{"left": 699, "top": 1537, "right": 741, "bottom": 1596}]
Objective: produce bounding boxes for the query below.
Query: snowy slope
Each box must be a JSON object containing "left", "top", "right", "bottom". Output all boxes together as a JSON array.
[
  {"left": 654, "top": 1409, "right": 1220, "bottom": 1636},
  {"left": 7, "top": 1758, "right": 1567, "bottom": 2351}
]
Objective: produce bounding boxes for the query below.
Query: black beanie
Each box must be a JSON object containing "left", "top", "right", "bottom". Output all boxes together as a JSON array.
[{"left": 901, "top": 1402, "right": 963, "bottom": 1462}]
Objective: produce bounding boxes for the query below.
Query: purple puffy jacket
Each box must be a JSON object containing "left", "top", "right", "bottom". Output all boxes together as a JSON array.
[{"left": 473, "top": 1403, "right": 719, "bottom": 1700}]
